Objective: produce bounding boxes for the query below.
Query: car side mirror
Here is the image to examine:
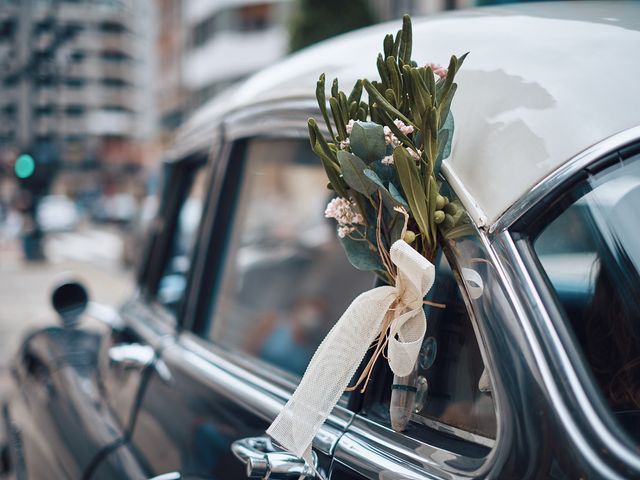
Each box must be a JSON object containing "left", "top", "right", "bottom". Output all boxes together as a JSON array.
[{"left": 51, "top": 280, "right": 89, "bottom": 328}]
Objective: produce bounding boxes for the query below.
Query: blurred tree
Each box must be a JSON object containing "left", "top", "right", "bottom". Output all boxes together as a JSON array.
[{"left": 289, "top": 0, "right": 377, "bottom": 52}]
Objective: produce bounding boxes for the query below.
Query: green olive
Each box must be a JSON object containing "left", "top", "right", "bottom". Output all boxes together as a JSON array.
[{"left": 403, "top": 230, "right": 416, "bottom": 244}]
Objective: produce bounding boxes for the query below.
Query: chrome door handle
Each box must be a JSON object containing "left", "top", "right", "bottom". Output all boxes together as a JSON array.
[
  {"left": 231, "top": 436, "right": 317, "bottom": 479},
  {"left": 108, "top": 343, "right": 172, "bottom": 382}
]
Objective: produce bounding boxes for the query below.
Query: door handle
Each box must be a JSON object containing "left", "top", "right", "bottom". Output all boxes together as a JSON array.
[
  {"left": 231, "top": 436, "right": 318, "bottom": 479},
  {"left": 108, "top": 343, "right": 172, "bottom": 382}
]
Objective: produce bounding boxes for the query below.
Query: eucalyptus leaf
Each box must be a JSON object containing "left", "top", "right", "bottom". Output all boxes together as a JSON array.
[
  {"left": 388, "top": 182, "right": 408, "bottom": 207},
  {"left": 350, "top": 122, "right": 386, "bottom": 163},
  {"left": 337, "top": 151, "right": 377, "bottom": 196},
  {"left": 340, "top": 229, "right": 384, "bottom": 272},
  {"left": 363, "top": 168, "right": 385, "bottom": 188}
]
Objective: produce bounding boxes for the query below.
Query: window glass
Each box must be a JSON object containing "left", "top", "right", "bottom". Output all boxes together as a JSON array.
[
  {"left": 207, "top": 139, "right": 373, "bottom": 376},
  {"left": 408, "top": 250, "right": 496, "bottom": 441},
  {"left": 533, "top": 152, "right": 640, "bottom": 440},
  {"left": 157, "top": 164, "right": 208, "bottom": 313}
]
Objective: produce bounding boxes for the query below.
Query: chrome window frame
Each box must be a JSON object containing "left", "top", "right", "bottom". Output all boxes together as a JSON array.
[{"left": 491, "top": 125, "right": 640, "bottom": 477}]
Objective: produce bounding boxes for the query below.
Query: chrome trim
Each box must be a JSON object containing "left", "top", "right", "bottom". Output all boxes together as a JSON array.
[
  {"left": 441, "top": 162, "right": 488, "bottom": 229},
  {"left": 491, "top": 124, "right": 640, "bottom": 234},
  {"left": 231, "top": 436, "right": 319, "bottom": 479},
  {"left": 409, "top": 415, "right": 495, "bottom": 449},
  {"left": 223, "top": 99, "right": 320, "bottom": 143},
  {"left": 492, "top": 231, "right": 639, "bottom": 476}
]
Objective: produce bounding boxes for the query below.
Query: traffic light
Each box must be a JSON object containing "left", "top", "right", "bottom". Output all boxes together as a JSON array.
[
  {"left": 14, "top": 153, "right": 36, "bottom": 179},
  {"left": 13, "top": 143, "right": 58, "bottom": 193}
]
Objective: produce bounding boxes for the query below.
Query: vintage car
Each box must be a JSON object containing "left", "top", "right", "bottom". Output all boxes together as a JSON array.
[{"left": 2, "top": 2, "right": 640, "bottom": 479}]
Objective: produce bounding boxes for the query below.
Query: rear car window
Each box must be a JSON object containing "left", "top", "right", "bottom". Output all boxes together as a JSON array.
[
  {"left": 206, "top": 138, "right": 373, "bottom": 376},
  {"left": 533, "top": 150, "right": 640, "bottom": 441}
]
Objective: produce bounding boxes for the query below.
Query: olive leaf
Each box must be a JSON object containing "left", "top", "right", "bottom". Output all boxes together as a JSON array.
[
  {"left": 350, "top": 122, "right": 386, "bottom": 163},
  {"left": 309, "top": 119, "right": 348, "bottom": 198},
  {"left": 337, "top": 151, "right": 377, "bottom": 196},
  {"left": 393, "top": 147, "right": 430, "bottom": 238}
]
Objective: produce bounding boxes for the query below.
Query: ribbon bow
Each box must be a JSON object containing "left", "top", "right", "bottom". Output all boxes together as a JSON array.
[{"left": 267, "top": 239, "right": 435, "bottom": 465}]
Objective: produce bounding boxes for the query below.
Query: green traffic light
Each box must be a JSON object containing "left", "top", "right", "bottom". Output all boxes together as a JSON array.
[{"left": 15, "top": 154, "right": 35, "bottom": 179}]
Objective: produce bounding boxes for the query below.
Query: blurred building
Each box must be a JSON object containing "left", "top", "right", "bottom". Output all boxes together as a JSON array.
[
  {"left": 0, "top": 0, "right": 155, "bottom": 194},
  {"left": 371, "top": 0, "right": 474, "bottom": 18},
  {"left": 155, "top": 0, "right": 292, "bottom": 143}
]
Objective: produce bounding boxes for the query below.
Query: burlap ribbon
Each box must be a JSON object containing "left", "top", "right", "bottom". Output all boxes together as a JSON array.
[{"left": 267, "top": 239, "right": 435, "bottom": 465}]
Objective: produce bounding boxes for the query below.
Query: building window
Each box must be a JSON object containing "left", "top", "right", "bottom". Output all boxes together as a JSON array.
[
  {"left": 65, "top": 77, "right": 86, "bottom": 88},
  {"left": 33, "top": 105, "right": 55, "bottom": 116},
  {"left": 100, "top": 50, "right": 129, "bottom": 62},
  {"left": 65, "top": 104, "right": 85, "bottom": 116},
  {"left": 101, "top": 105, "right": 131, "bottom": 114},
  {"left": 69, "top": 51, "right": 86, "bottom": 63},
  {"left": 0, "top": 19, "right": 16, "bottom": 39},
  {"left": 191, "top": 2, "right": 279, "bottom": 47},
  {"left": 99, "top": 20, "right": 126, "bottom": 34},
  {"left": 101, "top": 78, "right": 128, "bottom": 87}
]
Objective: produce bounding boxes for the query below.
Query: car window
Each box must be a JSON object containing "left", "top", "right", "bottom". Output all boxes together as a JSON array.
[
  {"left": 532, "top": 150, "right": 640, "bottom": 441},
  {"left": 365, "top": 248, "right": 497, "bottom": 444},
  {"left": 412, "top": 250, "right": 496, "bottom": 440},
  {"left": 206, "top": 138, "right": 373, "bottom": 376},
  {"left": 157, "top": 164, "right": 208, "bottom": 313}
]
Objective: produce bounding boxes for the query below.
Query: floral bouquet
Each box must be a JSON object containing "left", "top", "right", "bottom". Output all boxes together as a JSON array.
[{"left": 268, "top": 15, "right": 467, "bottom": 465}]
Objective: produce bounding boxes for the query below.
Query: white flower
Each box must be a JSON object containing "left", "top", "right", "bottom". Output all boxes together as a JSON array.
[
  {"left": 345, "top": 119, "right": 356, "bottom": 135},
  {"left": 325, "top": 197, "right": 364, "bottom": 238}
]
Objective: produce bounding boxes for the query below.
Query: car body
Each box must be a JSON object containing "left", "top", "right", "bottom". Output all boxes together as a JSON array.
[{"left": 2, "top": 2, "right": 640, "bottom": 479}]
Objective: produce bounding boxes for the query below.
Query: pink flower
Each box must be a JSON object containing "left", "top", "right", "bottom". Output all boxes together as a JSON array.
[
  {"left": 383, "top": 126, "right": 400, "bottom": 147},
  {"left": 337, "top": 225, "right": 355, "bottom": 238},
  {"left": 408, "top": 148, "right": 422, "bottom": 161},
  {"left": 393, "top": 119, "right": 414, "bottom": 135},
  {"left": 381, "top": 155, "right": 394, "bottom": 165},
  {"left": 324, "top": 197, "right": 364, "bottom": 230},
  {"left": 426, "top": 62, "right": 448, "bottom": 79}
]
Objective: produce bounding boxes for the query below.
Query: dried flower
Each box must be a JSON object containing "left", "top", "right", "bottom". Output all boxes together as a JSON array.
[
  {"left": 426, "top": 62, "right": 448, "bottom": 79},
  {"left": 383, "top": 126, "right": 401, "bottom": 147},
  {"left": 408, "top": 147, "right": 422, "bottom": 161},
  {"left": 345, "top": 119, "right": 356, "bottom": 135},
  {"left": 325, "top": 197, "right": 364, "bottom": 238},
  {"left": 393, "top": 119, "right": 414, "bottom": 136}
]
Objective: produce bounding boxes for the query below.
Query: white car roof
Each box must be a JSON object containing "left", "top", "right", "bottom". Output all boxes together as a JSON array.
[{"left": 177, "top": 1, "right": 640, "bottom": 226}]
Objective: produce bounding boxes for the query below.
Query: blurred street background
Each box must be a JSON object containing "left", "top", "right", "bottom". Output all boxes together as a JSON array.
[{"left": 0, "top": 0, "right": 574, "bottom": 392}]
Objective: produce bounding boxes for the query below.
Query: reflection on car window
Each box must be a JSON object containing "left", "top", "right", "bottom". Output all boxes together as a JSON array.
[
  {"left": 408, "top": 250, "right": 496, "bottom": 441},
  {"left": 533, "top": 152, "right": 640, "bottom": 440},
  {"left": 157, "top": 165, "right": 208, "bottom": 312},
  {"left": 207, "top": 139, "right": 373, "bottom": 376}
]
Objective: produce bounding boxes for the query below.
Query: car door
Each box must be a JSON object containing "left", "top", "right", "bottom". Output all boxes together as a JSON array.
[
  {"left": 120, "top": 133, "right": 377, "bottom": 479},
  {"left": 84, "top": 152, "right": 212, "bottom": 480}
]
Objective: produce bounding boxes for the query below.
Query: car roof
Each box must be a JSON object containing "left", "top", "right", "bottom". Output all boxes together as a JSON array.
[{"left": 174, "top": 1, "right": 640, "bottom": 227}]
